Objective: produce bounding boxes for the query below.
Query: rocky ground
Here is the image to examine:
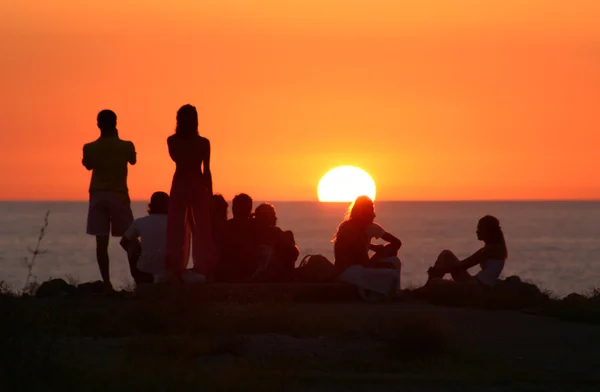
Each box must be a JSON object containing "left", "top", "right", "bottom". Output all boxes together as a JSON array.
[{"left": 1, "top": 278, "right": 600, "bottom": 391}]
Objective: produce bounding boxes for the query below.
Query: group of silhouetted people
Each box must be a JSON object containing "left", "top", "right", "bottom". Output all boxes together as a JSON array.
[
  {"left": 83, "top": 106, "right": 299, "bottom": 289},
  {"left": 83, "top": 105, "right": 508, "bottom": 297}
]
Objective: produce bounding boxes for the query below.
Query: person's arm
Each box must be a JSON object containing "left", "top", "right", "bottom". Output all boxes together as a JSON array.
[
  {"left": 369, "top": 244, "right": 385, "bottom": 252},
  {"left": 120, "top": 221, "right": 140, "bottom": 251},
  {"left": 381, "top": 232, "right": 402, "bottom": 251},
  {"left": 167, "top": 136, "right": 178, "bottom": 163},
  {"left": 453, "top": 247, "right": 487, "bottom": 272},
  {"left": 128, "top": 142, "right": 137, "bottom": 165},
  {"left": 367, "top": 223, "right": 402, "bottom": 251},
  {"left": 203, "top": 139, "right": 213, "bottom": 196},
  {"left": 281, "top": 230, "right": 300, "bottom": 261},
  {"left": 82, "top": 146, "right": 93, "bottom": 170}
]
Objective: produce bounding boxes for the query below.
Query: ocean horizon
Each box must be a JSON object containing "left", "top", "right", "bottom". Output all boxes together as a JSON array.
[{"left": 1, "top": 200, "right": 599, "bottom": 296}]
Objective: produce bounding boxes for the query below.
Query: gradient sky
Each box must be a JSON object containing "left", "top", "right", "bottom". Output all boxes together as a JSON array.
[{"left": 1, "top": 1, "right": 599, "bottom": 201}]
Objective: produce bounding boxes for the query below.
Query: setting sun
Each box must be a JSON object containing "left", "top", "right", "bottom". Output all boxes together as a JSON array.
[{"left": 318, "top": 166, "right": 376, "bottom": 202}]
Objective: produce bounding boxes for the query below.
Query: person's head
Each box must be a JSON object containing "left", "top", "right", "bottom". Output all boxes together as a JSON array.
[
  {"left": 147, "top": 191, "right": 169, "bottom": 215},
  {"left": 97, "top": 109, "right": 117, "bottom": 136},
  {"left": 476, "top": 215, "right": 505, "bottom": 245},
  {"left": 211, "top": 194, "right": 229, "bottom": 221},
  {"left": 347, "top": 195, "right": 376, "bottom": 225},
  {"left": 175, "top": 104, "right": 199, "bottom": 136},
  {"left": 332, "top": 195, "right": 376, "bottom": 242},
  {"left": 232, "top": 193, "right": 253, "bottom": 219},
  {"left": 254, "top": 203, "right": 277, "bottom": 227}
]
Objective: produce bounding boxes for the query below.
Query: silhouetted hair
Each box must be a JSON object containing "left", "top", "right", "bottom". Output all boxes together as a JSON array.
[
  {"left": 175, "top": 104, "right": 199, "bottom": 136},
  {"left": 254, "top": 203, "right": 276, "bottom": 226},
  {"left": 97, "top": 110, "right": 117, "bottom": 136},
  {"left": 212, "top": 194, "right": 229, "bottom": 220},
  {"left": 333, "top": 195, "right": 375, "bottom": 242},
  {"left": 147, "top": 192, "right": 169, "bottom": 215},
  {"left": 478, "top": 215, "right": 506, "bottom": 248},
  {"left": 232, "top": 193, "right": 253, "bottom": 218},
  {"left": 347, "top": 195, "right": 375, "bottom": 224}
]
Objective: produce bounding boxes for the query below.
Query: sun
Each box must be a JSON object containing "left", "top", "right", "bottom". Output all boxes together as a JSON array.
[{"left": 318, "top": 166, "right": 376, "bottom": 202}]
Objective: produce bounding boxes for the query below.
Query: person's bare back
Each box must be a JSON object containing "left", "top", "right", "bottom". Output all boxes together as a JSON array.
[{"left": 167, "top": 134, "right": 209, "bottom": 173}]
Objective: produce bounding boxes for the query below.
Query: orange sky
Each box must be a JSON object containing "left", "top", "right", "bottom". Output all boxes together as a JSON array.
[{"left": 1, "top": 1, "right": 599, "bottom": 201}]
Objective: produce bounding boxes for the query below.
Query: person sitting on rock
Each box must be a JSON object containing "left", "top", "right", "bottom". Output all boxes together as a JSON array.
[
  {"left": 251, "top": 203, "right": 299, "bottom": 282},
  {"left": 333, "top": 195, "right": 402, "bottom": 299},
  {"left": 120, "top": 192, "right": 170, "bottom": 284},
  {"left": 426, "top": 215, "right": 507, "bottom": 288}
]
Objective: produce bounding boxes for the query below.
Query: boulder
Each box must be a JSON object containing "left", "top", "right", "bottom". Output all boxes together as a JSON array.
[{"left": 35, "top": 279, "right": 76, "bottom": 298}]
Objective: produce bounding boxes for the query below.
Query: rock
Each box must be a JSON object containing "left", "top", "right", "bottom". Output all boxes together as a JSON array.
[
  {"left": 488, "top": 276, "right": 549, "bottom": 309},
  {"left": 35, "top": 279, "right": 76, "bottom": 298},
  {"left": 76, "top": 281, "right": 109, "bottom": 296},
  {"left": 562, "top": 293, "right": 588, "bottom": 307}
]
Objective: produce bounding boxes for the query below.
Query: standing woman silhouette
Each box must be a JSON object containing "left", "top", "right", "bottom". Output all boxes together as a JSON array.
[{"left": 165, "top": 104, "right": 218, "bottom": 282}]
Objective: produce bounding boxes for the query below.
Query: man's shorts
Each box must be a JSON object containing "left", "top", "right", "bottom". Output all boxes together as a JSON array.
[{"left": 86, "top": 191, "right": 134, "bottom": 237}]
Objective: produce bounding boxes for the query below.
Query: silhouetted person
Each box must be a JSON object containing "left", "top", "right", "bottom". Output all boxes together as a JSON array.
[
  {"left": 82, "top": 110, "right": 136, "bottom": 289},
  {"left": 216, "top": 193, "right": 258, "bottom": 282},
  {"left": 165, "top": 104, "right": 218, "bottom": 283},
  {"left": 211, "top": 193, "right": 229, "bottom": 250},
  {"left": 252, "top": 203, "right": 299, "bottom": 282},
  {"left": 427, "top": 215, "right": 507, "bottom": 287},
  {"left": 232, "top": 193, "right": 253, "bottom": 220},
  {"left": 120, "top": 192, "right": 170, "bottom": 284},
  {"left": 333, "top": 196, "right": 402, "bottom": 298}
]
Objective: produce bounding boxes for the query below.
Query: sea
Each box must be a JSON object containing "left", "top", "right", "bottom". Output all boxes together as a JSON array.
[{"left": 0, "top": 201, "right": 599, "bottom": 296}]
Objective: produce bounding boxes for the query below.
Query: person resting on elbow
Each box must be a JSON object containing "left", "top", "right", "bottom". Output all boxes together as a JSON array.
[{"left": 427, "top": 215, "right": 507, "bottom": 288}]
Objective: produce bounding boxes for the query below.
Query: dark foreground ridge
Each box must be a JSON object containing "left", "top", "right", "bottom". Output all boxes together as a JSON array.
[
  {"left": 22, "top": 275, "right": 600, "bottom": 324},
  {"left": 2, "top": 277, "right": 600, "bottom": 391}
]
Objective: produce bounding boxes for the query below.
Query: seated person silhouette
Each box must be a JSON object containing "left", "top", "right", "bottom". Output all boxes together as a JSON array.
[
  {"left": 216, "top": 193, "right": 259, "bottom": 282},
  {"left": 333, "top": 196, "right": 402, "bottom": 300},
  {"left": 120, "top": 192, "right": 170, "bottom": 284},
  {"left": 427, "top": 215, "right": 507, "bottom": 288},
  {"left": 252, "top": 203, "right": 300, "bottom": 282},
  {"left": 211, "top": 193, "right": 229, "bottom": 250}
]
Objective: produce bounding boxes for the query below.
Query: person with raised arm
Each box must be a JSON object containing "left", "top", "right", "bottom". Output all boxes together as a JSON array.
[
  {"left": 165, "top": 104, "right": 218, "bottom": 283},
  {"left": 82, "top": 109, "right": 136, "bottom": 289}
]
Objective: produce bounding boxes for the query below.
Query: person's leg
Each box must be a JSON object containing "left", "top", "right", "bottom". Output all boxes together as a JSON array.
[
  {"left": 111, "top": 194, "right": 136, "bottom": 282},
  {"left": 371, "top": 243, "right": 399, "bottom": 261},
  {"left": 122, "top": 238, "right": 145, "bottom": 284},
  {"left": 190, "top": 186, "right": 218, "bottom": 277},
  {"left": 166, "top": 178, "right": 191, "bottom": 277},
  {"left": 339, "top": 265, "right": 400, "bottom": 299},
  {"left": 430, "top": 250, "right": 472, "bottom": 282},
  {"left": 96, "top": 236, "right": 111, "bottom": 286},
  {"left": 87, "top": 192, "right": 112, "bottom": 286},
  {"left": 367, "top": 256, "right": 402, "bottom": 292},
  {"left": 110, "top": 194, "right": 134, "bottom": 238}
]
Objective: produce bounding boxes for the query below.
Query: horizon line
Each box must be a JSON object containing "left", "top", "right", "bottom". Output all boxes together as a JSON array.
[{"left": 1, "top": 198, "right": 599, "bottom": 203}]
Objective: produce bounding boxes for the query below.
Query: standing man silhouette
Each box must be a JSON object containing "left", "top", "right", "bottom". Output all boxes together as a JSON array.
[{"left": 82, "top": 110, "right": 136, "bottom": 289}]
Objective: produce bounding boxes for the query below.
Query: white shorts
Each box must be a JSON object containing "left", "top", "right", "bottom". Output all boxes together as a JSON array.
[
  {"left": 87, "top": 191, "right": 133, "bottom": 237},
  {"left": 338, "top": 257, "right": 402, "bottom": 295}
]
